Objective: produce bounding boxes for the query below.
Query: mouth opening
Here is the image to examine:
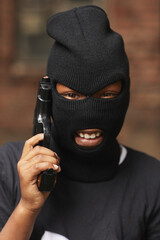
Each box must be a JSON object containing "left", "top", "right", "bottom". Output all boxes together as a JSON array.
[{"left": 74, "top": 129, "right": 104, "bottom": 148}]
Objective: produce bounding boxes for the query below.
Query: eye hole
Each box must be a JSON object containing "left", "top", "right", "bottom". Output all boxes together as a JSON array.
[
  {"left": 101, "top": 91, "right": 120, "bottom": 99},
  {"left": 56, "top": 82, "right": 122, "bottom": 100},
  {"left": 61, "top": 92, "right": 85, "bottom": 100},
  {"left": 56, "top": 83, "right": 86, "bottom": 100},
  {"left": 92, "top": 81, "right": 122, "bottom": 99}
]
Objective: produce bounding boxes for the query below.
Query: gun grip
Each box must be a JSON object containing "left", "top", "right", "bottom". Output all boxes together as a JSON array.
[{"left": 37, "top": 168, "right": 56, "bottom": 192}]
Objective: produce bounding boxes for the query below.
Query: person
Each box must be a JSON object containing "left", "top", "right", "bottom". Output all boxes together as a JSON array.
[{"left": 0, "top": 5, "right": 160, "bottom": 240}]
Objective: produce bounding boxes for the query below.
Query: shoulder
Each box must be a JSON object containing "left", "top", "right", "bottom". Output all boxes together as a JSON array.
[
  {"left": 0, "top": 141, "right": 24, "bottom": 182},
  {"left": 120, "top": 148, "right": 160, "bottom": 235},
  {"left": 0, "top": 141, "right": 24, "bottom": 154},
  {"left": 122, "top": 146, "right": 160, "bottom": 187},
  {"left": 119, "top": 146, "right": 160, "bottom": 204},
  {"left": 0, "top": 142, "right": 24, "bottom": 229},
  {"left": 0, "top": 141, "right": 24, "bottom": 162},
  {"left": 125, "top": 146, "right": 160, "bottom": 169}
]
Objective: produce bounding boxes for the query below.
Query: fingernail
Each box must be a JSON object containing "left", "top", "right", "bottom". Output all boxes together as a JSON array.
[{"left": 53, "top": 164, "right": 58, "bottom": 170}]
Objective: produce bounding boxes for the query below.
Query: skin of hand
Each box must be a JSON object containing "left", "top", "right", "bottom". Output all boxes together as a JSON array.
[{"left": 17, "top": 133, "right": 61, "bottom": 213}]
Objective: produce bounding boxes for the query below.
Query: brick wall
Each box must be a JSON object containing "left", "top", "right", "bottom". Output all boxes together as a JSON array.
[
  {"left": 0, "top": 0, "right": 160, "bottom": 159},
  {"left": 106, "top": 0, "right": 160, "bottom": 158},
  {"left": 0, "top": 0, "right": 16, "bottom": 82}
]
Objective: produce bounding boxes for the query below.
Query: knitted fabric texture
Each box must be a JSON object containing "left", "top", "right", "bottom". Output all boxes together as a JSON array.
[{"left": 47, "top": 5, "right": 129, "bottom": 95}]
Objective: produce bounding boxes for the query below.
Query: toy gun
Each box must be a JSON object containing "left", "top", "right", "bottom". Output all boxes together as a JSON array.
[{"left": 33, "top": 76, "right": 56, "bottom": 191}]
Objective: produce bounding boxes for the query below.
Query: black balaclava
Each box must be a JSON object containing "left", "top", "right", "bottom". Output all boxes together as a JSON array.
[{"left": 46, "top": 5, "right": 130, "bottom": 182}]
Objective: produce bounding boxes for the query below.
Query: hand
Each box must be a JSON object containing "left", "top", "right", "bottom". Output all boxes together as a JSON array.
[{"left": 17, "top": 133, "right": 61, "bottom": 214}]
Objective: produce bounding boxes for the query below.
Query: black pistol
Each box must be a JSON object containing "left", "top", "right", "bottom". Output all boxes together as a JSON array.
[{"left": 33, "top": 76, "right": 56, "bottom": 192}]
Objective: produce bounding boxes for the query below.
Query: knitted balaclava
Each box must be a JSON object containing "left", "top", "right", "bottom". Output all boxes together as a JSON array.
[{"left": 47, "top": 5, "right": 130, "bottom": 182}]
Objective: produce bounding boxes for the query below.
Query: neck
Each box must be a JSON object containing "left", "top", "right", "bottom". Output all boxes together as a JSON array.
[{"left": 51, "top": 137, "right": 120, "bottom": 182}]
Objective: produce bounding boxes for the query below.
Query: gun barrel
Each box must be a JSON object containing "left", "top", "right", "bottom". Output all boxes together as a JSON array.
[{"left": 33, "top": 76, "right": 52, "bottom": 136}]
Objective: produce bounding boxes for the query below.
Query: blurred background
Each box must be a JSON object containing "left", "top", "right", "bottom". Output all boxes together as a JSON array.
[{"left": 0, "top": 0, "right": 160, "bottom": 159}]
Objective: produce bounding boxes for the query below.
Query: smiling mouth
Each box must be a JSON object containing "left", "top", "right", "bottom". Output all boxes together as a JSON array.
[
  {"left": 76, "top": 130, "right": 103, "bottom": 139},
  {"left": 74, "top": 129, "right": 104, "bottom": 148}
]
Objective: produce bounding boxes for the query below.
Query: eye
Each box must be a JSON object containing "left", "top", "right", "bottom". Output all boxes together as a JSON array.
[
  {"left": 62, "top": 92, "right": 82, "bottom": 100},
  {"left": 92, "top": 81, "right": 122, "bottom": 99},
  {"left": 56, "top": 83, "right": 86, "bottom": 100},
  {"left": 101, "top": 91, "right": 119, "bottom": 99}
]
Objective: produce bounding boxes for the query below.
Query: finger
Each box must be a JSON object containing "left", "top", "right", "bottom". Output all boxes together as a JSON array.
[
  {"left": 21, "top": 134, "right": 44, "bottom": 159},
  {"left": 31, "top": 162, "right": 61, "bottom": 177},
  {"left": 54, "top": 152, "right": 61, "bottom": 162},
  {"left": 52, "top": 164, "right": 61, "bottom": 173},
  {"left": 22, "top": 146, "right": 60, "bottom": 163},
  {"left": 25, "top": 155, "right": 60, "bottom": 169},
  {"left": 18, "top": 154, "right": 61, "bottom": 177}
]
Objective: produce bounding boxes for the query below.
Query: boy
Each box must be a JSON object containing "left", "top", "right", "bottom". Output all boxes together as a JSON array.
[{"left": 0, "top": 5, "right": 160, "bottom": 240}]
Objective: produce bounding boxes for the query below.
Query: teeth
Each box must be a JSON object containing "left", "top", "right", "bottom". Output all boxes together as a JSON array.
[
  {"left": 78, "top": 132, "right": 101, "bottom": 139},
  {"left": 96, "top": 132, "right": 101, "bottom": 137},
  {"left": 84, "top": 134, "right": 90, "bottom": 139},
  {"left": 90, "top": 133, "right": 96, "bottom": 139},
  {"left": 80, "top": 133, "right": 84, "bottom": 138}
]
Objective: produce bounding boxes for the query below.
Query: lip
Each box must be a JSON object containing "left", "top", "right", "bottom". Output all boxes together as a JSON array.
[{"left": 74, "top": 129, "right": 104, "bottom": 148}]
